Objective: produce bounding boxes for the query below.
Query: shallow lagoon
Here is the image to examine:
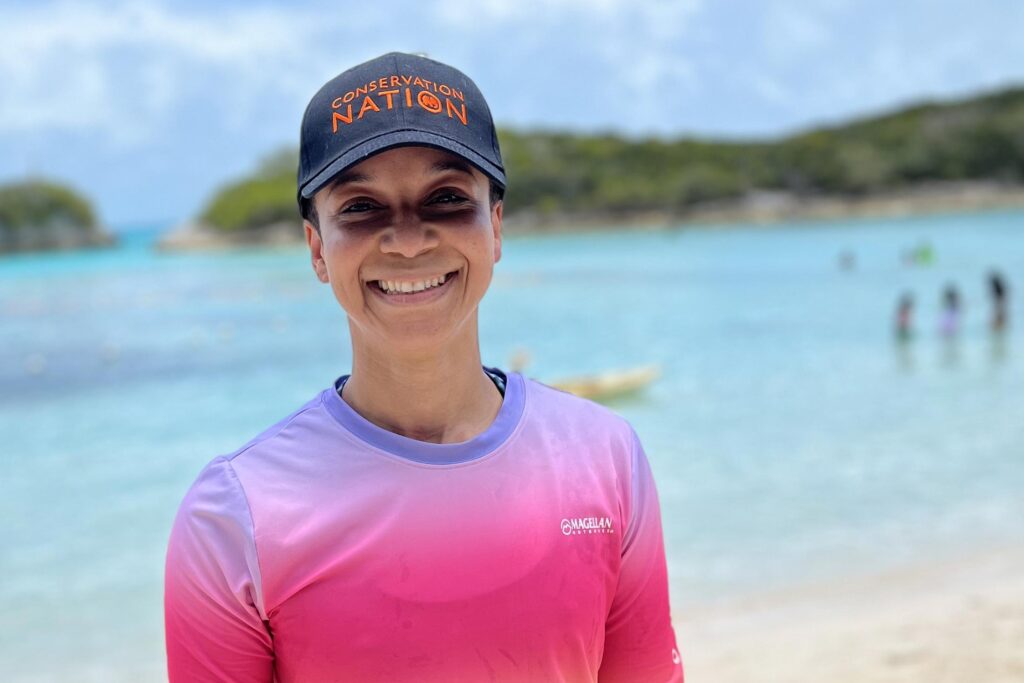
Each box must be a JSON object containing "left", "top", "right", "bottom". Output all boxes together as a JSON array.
[{"left": 2, "top": 209, "right": 1022, "bottom": 681}]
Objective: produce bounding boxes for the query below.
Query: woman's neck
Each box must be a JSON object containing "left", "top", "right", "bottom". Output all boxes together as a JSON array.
[{"left": 341, "top": 328, "right": 503, "bottom": 444}]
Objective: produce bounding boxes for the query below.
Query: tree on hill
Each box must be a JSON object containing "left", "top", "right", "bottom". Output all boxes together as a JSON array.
[{"left": 200, "top": 148, "right": 300, "bottom": 233}]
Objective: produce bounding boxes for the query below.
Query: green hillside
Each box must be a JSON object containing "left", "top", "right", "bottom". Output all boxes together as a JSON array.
[
  {"left": 0, "top": 179, "right": 111, "bottom": 253},
  {"left": 199, "top": 86, "right": 1024, "bottom": 232}
]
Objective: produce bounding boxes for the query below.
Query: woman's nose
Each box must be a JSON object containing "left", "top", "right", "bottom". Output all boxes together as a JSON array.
[{"left": 379, "top": 213, "right": 440, "bottom": 258}]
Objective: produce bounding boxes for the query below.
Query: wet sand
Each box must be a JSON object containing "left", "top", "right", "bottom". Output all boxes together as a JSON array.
[{"left": 674, "top": 547, "right": 1024, "bottom": 682}]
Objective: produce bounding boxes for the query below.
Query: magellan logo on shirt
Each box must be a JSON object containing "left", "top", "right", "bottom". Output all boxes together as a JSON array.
[{"left": 560, "top": 516, "right": 614, "bottom": 536}]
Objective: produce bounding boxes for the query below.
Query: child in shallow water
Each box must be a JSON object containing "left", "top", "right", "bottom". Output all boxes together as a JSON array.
[
  {"left": 940, "top": 284, "right": 961, "bottom": 337},
  {"left": 895, "top": 292, "right": 914, "bottom": 341}
]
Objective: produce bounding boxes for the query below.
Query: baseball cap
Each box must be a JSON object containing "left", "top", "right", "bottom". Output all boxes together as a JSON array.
[{"left": 297, "top": 52, "right": 506, "bottom": 202}]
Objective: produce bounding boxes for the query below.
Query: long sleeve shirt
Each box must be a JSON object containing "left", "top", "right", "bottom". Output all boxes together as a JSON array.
[{"left": 164, "top": 369, "right": 684, "bottom": 682}]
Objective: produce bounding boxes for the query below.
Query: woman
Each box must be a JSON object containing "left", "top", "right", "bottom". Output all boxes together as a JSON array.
[{"left": 164, "top": 52, "right": 683, "bottom": 683}]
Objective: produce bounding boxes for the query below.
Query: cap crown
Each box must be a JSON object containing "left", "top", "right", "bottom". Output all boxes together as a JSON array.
[{"left": 298, "top": 52, "right": 505, "bottom": 200}]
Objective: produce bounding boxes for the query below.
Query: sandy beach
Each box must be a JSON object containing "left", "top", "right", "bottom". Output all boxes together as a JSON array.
[{"left": 675, "top": 546, "right": 1024, "bottom": 682}]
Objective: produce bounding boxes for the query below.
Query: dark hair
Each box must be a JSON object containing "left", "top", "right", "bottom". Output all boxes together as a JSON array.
[{"left": 301, "top": 178, "right": 505, "bottom": 232}]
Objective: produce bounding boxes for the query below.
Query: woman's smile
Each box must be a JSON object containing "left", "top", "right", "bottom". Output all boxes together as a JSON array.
[{"left": 367, "top": 270, "right": 460, "bottom": 305}]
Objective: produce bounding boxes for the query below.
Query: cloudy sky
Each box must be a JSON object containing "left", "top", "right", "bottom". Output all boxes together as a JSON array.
[{"left": 1, "top": 0, "right": 1022, "bottom": 226}]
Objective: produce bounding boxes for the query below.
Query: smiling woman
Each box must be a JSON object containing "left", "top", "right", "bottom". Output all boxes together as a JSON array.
[{"left": 164, "top": 51, "right": 684, "bottom": 683}]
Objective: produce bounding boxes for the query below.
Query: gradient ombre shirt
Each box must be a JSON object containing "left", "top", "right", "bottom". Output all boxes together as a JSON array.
[{"left": 164, "top": 370, "right": 683, "bottom": 682}]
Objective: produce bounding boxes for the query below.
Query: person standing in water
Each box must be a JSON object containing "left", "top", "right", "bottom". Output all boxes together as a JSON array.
[
  {"left": 989, "top": 270, "right": 1009, "bottom": 332},
  {"left": 893, "top": 292, "right": 917, "bottom": 371},
  {"left": 895, "top": 292, "right": 915, "bottom": 342},
  {"left": 940, "top": 284, "right": 961, "bottom": 337}
]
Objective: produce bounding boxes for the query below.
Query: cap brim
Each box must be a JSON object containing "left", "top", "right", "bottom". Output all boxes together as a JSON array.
[{"left": 299, "top": 129, "right": 506, "bottom": 199}]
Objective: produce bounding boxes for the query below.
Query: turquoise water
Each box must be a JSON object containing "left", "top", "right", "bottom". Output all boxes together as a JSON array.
[{"left": 2, "top": 211, "right": 1023, "bottom": 681}]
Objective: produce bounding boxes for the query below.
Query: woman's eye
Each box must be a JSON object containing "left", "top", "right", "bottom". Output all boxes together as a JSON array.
[
  {"left": 341, "top": 199, "right": 379, "bottom": 214},
  {"left": 430, "top": 191, "right": 467, "bottom": 205}
]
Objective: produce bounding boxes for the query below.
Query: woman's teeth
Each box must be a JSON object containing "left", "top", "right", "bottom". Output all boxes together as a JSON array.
[{"left": 375, "top": 272, "right": 450, "bottom": 294}]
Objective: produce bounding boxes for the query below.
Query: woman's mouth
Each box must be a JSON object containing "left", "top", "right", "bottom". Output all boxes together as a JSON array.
[{"left": 368, "top": 270, "right": 459, "bottom": 303}]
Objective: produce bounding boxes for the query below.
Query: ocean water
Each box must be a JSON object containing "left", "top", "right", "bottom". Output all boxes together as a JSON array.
[{"left": 2, "top": 210, "right": 1022, "bottom": 681}]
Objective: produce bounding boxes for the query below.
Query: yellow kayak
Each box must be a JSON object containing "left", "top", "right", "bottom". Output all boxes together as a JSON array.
[{"left": 549, "top": 365, "right": 661, "bottom": 402}]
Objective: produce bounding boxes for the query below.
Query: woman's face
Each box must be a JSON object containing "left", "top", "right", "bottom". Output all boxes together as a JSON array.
[{"left": 304, "top": 145, "right": 502, "bottom": 354}]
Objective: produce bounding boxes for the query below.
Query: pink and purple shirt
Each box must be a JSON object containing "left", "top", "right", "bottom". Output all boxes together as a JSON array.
[{"left": 164, "top": 370, "right": 683, "bottom": 682}]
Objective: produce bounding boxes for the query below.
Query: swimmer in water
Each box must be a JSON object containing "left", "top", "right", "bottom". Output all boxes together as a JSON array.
[
  {"left": 989, "top": 270, "right": 1008, "bottom": 332},
  {"left": 895, "top": 292, "right": 914, "bottom": 342},
  {"left": 940, "top": 284, "right": 961, "bottom": 337}
]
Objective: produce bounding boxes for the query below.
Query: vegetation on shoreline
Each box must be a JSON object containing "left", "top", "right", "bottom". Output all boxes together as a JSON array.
[
  {"left": 197, "top": 86, "right": 1024, "bottom": 233},
  {"left": 0, "top": 179, "right": 111, "bottom": 253},
  {"left": 499, "top": 86, "right": 1024, "bottom": 217},
  {"left": 200, "top": 149, "right": 299, "bottom": 232}
]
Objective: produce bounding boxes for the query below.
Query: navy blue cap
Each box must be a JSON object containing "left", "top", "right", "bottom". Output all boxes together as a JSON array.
[{"left": 298, "top": 52, "right": 505, "bottom": 201}]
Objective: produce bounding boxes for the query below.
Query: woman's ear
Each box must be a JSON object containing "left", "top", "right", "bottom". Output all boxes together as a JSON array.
[
  {"left": 304, "top": 221, "right": 330, "bottom": 283},
  {"left": 491, "top": 200, "right": 503, "bottom": 263}
]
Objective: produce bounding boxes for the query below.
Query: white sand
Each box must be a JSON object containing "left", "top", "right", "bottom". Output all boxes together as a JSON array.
[{"left": 674, "top": 547, "right": 1024, "bottom": 682}]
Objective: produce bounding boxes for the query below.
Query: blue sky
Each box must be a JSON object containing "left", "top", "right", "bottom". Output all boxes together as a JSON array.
[{"left": 1, "top": 0, "right": 1022, "bottom": 227}]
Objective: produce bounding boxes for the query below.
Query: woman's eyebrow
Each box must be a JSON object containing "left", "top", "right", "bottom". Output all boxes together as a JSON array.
[
  {"left": 326, "top": 171, "right": 373, "bottom": 197},
  {"left": 430, "top": 159, "right": 474, "bottom": 176}
]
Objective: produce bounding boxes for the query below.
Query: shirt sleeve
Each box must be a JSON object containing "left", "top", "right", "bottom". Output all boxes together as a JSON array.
[
  {"left": 164, "top": 456, "right": 275, "bottom": 682},
  {"left": 598, "top": 429, "right": 684, "bottom": 682}
]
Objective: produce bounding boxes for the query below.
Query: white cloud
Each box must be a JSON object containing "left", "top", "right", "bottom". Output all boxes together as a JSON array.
[
  {"left": 763, "top": 5, "right": 832, "bottom": 63},
  {"left": 431, "top": 0, "right": 703, "bottom": 71},
  {"left": 431, "top": 0, "right": 705, "bottom": 133},
  {"left": 0, "top": 1, "right": 331, "bottom": 143},
  {"left": 434, "top": 0, "right": 638, "bottom": 26}
]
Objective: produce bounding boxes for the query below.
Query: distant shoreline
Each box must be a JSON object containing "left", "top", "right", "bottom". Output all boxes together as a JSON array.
[
  {"left": 155, "top": 220, "right": 304, "bottom": 251},
  {"left": 155, "top": 180, "right": 1024, "bottom": 250},
  {"left": 503, "top": 180, "right": 1024, "bottom": 234},
  {"left": 0, "top": 226, "right": 115, "bottom": 255}
]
